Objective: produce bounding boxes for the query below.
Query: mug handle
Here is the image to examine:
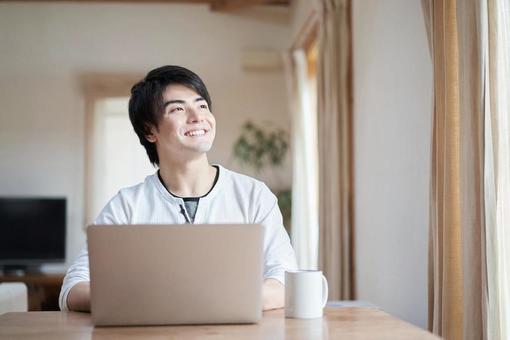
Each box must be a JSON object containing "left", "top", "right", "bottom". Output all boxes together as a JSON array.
[{"left": 321, "top": 274, "right": 329, "bottom": 308}]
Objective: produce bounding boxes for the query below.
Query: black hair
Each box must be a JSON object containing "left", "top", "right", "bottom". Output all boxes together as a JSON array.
[{"left": 128, "top": 65, "right": 212, "bottom": 166}]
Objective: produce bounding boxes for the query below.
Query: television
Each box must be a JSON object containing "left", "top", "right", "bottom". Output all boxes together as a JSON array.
[{"left": 0, "top": 197, "right": 66, "bottom": 273}]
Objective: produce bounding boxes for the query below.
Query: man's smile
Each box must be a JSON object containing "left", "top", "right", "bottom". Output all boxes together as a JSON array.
[{"left": 184, "top": 128, "right": 209, "bottom": 137}]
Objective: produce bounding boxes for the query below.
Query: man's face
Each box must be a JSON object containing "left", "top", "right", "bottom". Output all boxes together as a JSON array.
[{"left": 146, "top": 84, "right": 216, "bottom": 162}]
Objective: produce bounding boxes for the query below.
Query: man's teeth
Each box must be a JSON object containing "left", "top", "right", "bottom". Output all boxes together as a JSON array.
[{"left": 186, "top": 130, "right": 206, "bottom": 136}]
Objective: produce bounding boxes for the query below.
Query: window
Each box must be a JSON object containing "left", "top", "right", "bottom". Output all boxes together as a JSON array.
[
  {"left": 86, "top": 97, "right": 154, "bottom": 222},
  {"left": 289, "top": 27, "right": 319, "bottom": 269}
]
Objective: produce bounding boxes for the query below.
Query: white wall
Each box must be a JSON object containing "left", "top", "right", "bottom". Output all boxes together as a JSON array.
[
  {"left": 353, "top": 0, "right": 432, "bottom": 329},
  {"left": 289, "top": 0, "right": 432, "bottom": 329},
  {"left": 0, "top": 2, "right": 292, "bottom": 270}
]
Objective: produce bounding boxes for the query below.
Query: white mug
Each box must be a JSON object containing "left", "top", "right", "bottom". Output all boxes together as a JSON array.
[{"left": 285, "top": 270, "right": 328, "bottom": 319}]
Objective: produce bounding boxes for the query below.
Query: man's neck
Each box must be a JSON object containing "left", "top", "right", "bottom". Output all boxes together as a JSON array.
[{"left": 158, "top": 156, "right": 217, "bottom": 198}]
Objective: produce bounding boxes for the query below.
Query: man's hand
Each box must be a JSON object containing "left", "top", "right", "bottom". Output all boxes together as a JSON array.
[
  {"left": 262, "top": 278, "right": 285, "bottom": 311},
  {"left": 67, "top": 281, "right": 91, "bottom": 312},
  {"left": 67, "top": 279, "right": 283, "bottom": 312}
]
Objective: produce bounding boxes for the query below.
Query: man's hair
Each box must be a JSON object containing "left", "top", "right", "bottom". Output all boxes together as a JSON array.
[{"left": 128, "top": 65, "right": 213, "bottom": 166}]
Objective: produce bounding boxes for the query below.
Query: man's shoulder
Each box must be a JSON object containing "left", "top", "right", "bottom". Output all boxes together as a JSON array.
[
  {"left": 219, "top": 165, "right": 264, "bottom": 186},
  {"left": 114, "top": 172, "right": 159, "bottom": 201},
  {"left": 94, "top": 173, "right": 159, "bottom": 225},
  {"left": 217, "top": 165, "right": 274, "bottom": 197}
]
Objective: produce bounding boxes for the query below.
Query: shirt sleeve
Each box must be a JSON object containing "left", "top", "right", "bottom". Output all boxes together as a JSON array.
[
  {"left": 58, "top": 193, "right": 129, "bottom": 311},
  {"left": 58, "top": 246, "right": 89, "bottom": 311},
  {"left": 256, "top": 186, "right": 298, "bottom": 285}
]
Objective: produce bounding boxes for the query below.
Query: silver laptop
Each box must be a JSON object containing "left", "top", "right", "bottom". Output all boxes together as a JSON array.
[{"left": 87, "top": 224, "right": 264, "bottom": 326}]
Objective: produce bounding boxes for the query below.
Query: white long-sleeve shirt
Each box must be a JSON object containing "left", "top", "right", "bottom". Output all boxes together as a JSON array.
[{"left": 59, "top": 165, "right": 297, "bottom": 311}]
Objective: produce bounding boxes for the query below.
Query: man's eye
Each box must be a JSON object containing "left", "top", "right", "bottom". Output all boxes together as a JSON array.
[
  {"left": 170, "top": 107, "right": 184, "bottom": 113},
  {"left": 200, "top": 104, "right": 208, "bottom": 109}
]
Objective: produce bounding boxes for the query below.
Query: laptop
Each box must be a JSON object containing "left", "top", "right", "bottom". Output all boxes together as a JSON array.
[{"left": 87, "top": 224, "right": 264, "bottom": 326}]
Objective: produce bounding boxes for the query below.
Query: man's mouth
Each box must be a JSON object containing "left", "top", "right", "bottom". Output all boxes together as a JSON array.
[{"left": 184, "top": 129, "right": 208, "bottom": 137}]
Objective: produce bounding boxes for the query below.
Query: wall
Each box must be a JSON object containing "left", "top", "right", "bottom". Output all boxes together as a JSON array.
[
  {"left": 289, "top": 0, "right": 315, "bottom": 44},
  {"left": 0, "top": 2, "right": 292, "bottom": 270},
  {"left": 352, "top": 0, "right": 432, "bottom": 329},
  {"left": 290, "top": 0, "right": 432, "bottom": 329}
]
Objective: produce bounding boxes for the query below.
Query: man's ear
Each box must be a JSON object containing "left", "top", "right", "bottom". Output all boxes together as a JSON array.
[{"left": 145, "top": 125, "right": 157, "bottom": 143}]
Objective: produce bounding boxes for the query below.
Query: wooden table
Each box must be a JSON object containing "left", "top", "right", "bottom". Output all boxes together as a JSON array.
[{"left": 0, "top": 307, "right": 439, "bottom": 339}]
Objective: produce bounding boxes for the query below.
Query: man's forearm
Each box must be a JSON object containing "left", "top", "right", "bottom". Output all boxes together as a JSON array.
[
  {"left": 262, "top": 278, "right": 285, "bottom": 311},
  {"left": 66, "top": 279, "right": 281, "bottom": 312},
  {"left": 67, "top": 281, "right": 91, "bottom": 312}
]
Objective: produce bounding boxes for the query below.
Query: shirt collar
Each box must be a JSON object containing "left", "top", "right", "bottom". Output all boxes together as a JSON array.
[{"left": 151, "top": 164, "right": 223, "bottom": 205}]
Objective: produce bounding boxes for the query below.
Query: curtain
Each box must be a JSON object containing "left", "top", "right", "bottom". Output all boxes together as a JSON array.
[
  {"left": 422, "top": 0, "right": 510, "bottom": 338},
  {"left": 484, "top": 1, "right": 510, "bottom": 339},
  {"left": 283, "top": 50, "right": 320, "bottom": 270},
  {"left": 316, "top": 0, "right": 354, "bottom": 300},
  {"left": 422, "top": 0, "right": 484, "bottom": 338}
]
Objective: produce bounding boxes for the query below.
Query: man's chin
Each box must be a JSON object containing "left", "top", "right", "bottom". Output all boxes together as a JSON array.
[{"left": 187, "top": 143, "right": 213, "bottom": 154}]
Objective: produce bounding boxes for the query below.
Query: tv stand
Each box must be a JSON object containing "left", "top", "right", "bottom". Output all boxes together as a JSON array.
[
  {"left": 1, "top": 265, "right": 42, "bottom": 276},
  {"left": 0, "top": 273, "right": 64, "bottom": 311}
]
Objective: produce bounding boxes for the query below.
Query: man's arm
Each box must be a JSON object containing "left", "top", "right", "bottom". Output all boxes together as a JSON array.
[
  {"left": 67, "top": 279, "right": 278, "bottom": 312},
  {"left": 67, "top": 281, "right": 91, "bottom": 312},
  {"left": 262, "top": 278, "right": 285, "bottom": 311},
  {"left": 61, "top": 193, "right": 129, "bottom": 312}
]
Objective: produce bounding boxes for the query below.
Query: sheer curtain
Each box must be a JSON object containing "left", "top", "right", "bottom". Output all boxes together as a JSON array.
[
  {"left": 422, "top": 0, "right": 510, "bottom": 338},
  {"left": 283, "top": 50, "right": 319, "bottom": 270},
  {"left": 484, "top": 1, "right": 510, "bottom": 338}
]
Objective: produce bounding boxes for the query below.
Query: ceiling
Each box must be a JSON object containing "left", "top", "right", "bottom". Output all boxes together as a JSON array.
[
  {"left": 200, "top": 0, "right": 290, "bottom": 11},
  {"left": 1, "top": 0, "right": 291, "bottom": 12}
]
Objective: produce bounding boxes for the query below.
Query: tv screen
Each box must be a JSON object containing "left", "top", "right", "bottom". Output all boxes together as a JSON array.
[{"left": 0, "top": 197, "right": 66, "bottom": 265}]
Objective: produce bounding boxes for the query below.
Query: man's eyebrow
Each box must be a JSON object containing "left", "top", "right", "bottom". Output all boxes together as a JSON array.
[{"left": 163, "top": 97, "right": 206, "bottom": 108}]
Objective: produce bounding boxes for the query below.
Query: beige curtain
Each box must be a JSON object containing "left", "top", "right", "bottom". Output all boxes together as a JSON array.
[
  {"left": 423, "top": 0, "right": 510, "bottom": 338},
  {"left": 423, "top": 0, "right": 484, "bottom": 338},
  {"left": 316, "top": 0, "right": 354, "bottom": 300}
]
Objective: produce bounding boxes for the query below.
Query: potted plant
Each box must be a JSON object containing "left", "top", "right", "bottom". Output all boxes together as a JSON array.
[{"left": 232, "top": 121, "right": 292, "bottom": 234}]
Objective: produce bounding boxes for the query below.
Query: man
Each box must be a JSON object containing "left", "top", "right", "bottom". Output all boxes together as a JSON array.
[{"left": 59, "top": 65, "right": 297, "bottom": 312}]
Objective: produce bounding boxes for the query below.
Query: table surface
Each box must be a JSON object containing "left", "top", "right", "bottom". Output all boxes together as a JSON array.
[{"left": 0, "top": 307, "right": 439, "bottom": 340}]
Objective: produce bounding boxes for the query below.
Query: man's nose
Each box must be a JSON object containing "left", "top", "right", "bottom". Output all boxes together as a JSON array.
[{"left": 187, "top": 106, "right": 203, "bottom": 123}]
